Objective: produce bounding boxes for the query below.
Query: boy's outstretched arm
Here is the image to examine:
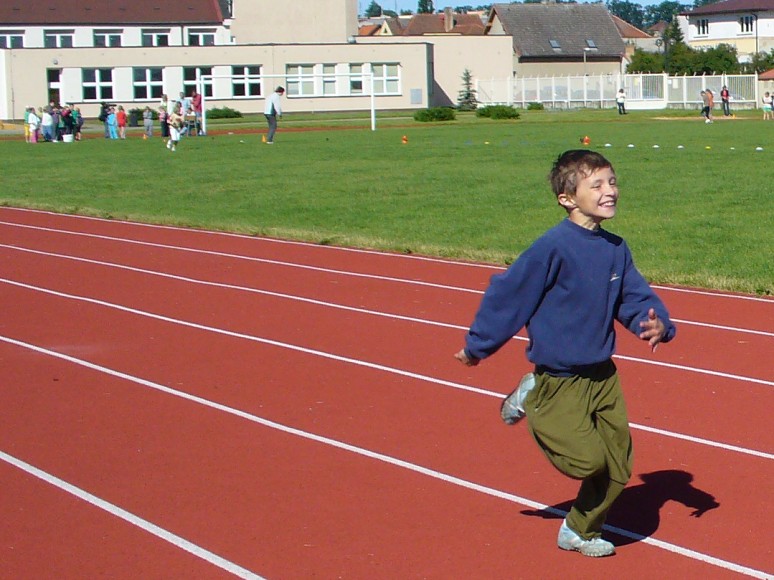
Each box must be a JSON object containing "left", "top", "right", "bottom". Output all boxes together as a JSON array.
[
  {"left": 454, "top": 348, "right": 480, "bottom": 367},
  {"left": 639, "top": 307, "right": 667, "bottom": 351}
]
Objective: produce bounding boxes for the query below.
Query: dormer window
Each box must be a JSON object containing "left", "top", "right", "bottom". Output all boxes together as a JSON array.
[{"left": 549, "top": 39, "right": 561, "bottom": 50}]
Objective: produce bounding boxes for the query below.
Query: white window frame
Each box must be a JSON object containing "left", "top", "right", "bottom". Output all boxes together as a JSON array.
[
  {"left": 133, "top": 67, "right": 164, "bottom": 100},
  {"left": 188, "top": 28, "right": 216, "bottom": 46},
  {"left": 349, "top": 63, "right": 364, "bottom": 95},
  {"left": 183, "top": 66, "right": 213, "bottom": 97},
  {"left": 322, "top": 64, "right": 337, "bottom": 96},
  {"left": 371, "top": 63, "right": 400, "bottom": 95},
  {"left": 94, "top": 29, "right": 122, "bottom": 47},
  {"left": 82, "top": 68, "right": 114, "bottom": 101},
  {"left": 0, "top": 30, "right": 23, "bottom": 48},
  {"left": 44, "top": 29, "right": 74, "bottom": 48},
  {"left": 286, "top": 64, "right": 315, "bottom": 96},
  {"left": 141, "top": 28, "right": 170, "bottom": 47},
  {"left": 739, "top": 15, "right": 754, "bottom": 34},
  {"left": 231, "top": 65, "right": 263, "bottom": 98}
]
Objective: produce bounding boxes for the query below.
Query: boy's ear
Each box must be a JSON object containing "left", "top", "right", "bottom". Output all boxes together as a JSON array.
[{"left": 557, "top": 192, "right": 576, "bottom": 210}]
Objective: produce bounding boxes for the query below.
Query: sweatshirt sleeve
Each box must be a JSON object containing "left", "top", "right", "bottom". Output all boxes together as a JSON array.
[{"left": 464, "top": 254, "right": 549, "bottom": 360}]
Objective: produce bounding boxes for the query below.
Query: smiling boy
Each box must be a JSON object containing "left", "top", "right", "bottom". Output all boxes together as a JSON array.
[{"left": 455, "top": 150, "right": 676, "bottom": 557}]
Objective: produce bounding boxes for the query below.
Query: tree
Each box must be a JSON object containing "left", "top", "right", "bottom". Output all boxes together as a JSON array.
[
  {"left": 365, "top": 0, "right": 382, "bottom": 17},
  {"left": 607, "top": 0, "right": 645, "bottom": 30},
  {"left": 626, "top": 48, "right": 664, "bottom": 73},
  {"left": 644, "top": 1, "right": 689, "bottom": 28},
  {"left": 457, "top": 69, "right": 478, "bottom": 111},
  {"left": 694, "top": 44, "right": 740, "bottom": 74},
  {"left": 417, "top": 0, "right": 434, "bottom": 14}
]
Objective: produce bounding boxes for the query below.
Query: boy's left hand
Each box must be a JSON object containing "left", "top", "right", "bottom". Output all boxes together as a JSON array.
[{"left": 639, "top": 308, "right": 666, "bottom": 352}]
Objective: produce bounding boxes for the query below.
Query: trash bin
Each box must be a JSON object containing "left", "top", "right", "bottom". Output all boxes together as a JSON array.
[{"left": 129, "top": 111, "right": 139, "bottom": 127}]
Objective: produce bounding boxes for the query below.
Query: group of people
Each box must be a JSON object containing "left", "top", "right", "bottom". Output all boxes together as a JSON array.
[
  {"left": 24, "top": 101, "right": 83, "bottom": 143},
  {"left": 701, "top": 86, "right": 734, "bottom": 122},
  {"left": 98, "top": 103, "right": 129, "bottom": 139},
  {"left": 156, "top": 90, "right": 204, "bottom": 152}
]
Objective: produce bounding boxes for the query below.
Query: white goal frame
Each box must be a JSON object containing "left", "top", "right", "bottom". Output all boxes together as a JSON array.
[{"left": 197, "top": 72, "right": 377, "bottom": 136}]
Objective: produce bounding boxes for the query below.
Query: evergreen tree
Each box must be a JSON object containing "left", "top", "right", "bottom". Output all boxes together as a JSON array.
[
  {"left": 418, "top": 0, "right": 434, "bottom": 14},
  {"left": 457, "top": 69, "right": 478, "bottom": 111},
  {"left": 365, "top": 0, "right": 383, "bottom": 17}
]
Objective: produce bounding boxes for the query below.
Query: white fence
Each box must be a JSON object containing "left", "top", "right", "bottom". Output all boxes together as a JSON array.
[{"left": 476, "top": 73, "right": 758, "bottom": 111}]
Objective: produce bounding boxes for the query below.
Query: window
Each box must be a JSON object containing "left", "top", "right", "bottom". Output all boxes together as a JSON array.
[
  {"left": 141, "top": 29, "right": 170, "bottom": 47},
  {"left": 44, "top": 30, "right": 73, "bottom": 48},
  {"left": 0, "top": 31, "right": 23, "bottom": 48},
  {"left": 349, "top": 63, "right": 364, "bottom": 94},
  {"left": 133, "top": 67, "right": 164, "bottom": 99},
  {"left": 286, "top": 64, "right": 315, "bottom": 96},
  {"left": 585, "top": 39, "right": 597, "bottom": 49},
  {"left": 94, "top": 29, "right": 122, "bottom": 47},
  {"left": 549, "top": 39, "right": 561, "bottom": 50},
  {"left": 740, "top": 15, "right": 755, "bottom": 34},
  {"left": 697, "top": 19, "right": 709, "bottom": 36},
  {"left": 188, "top": 28, "right": 215, "bottom": 46},
  {"left": 82, "top": 68, "right": 114, "bottom": 101},
  {"left": 232, "top": 66, "right": 262, "bottom": 97},
  {"left": 372, "top": 63, "right": 400, "bottom": 95},
  {"left": 183, "top": 67, "right": 213, "bottom": 97},
  {"left": 322, "top": 64, "right": 337, "bottom": 96}
]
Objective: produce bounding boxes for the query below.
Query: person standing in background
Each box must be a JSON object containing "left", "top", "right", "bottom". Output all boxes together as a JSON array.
[{"left": 264, "top": 86, "right": 285, "bottom": 144}]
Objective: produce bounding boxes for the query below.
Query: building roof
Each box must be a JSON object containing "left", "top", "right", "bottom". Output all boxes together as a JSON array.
[
  {"left": 681, "top": 0, "right": 774, "bottom": 16},
  {"left": 489, "top": 3, "right": 625, "bottom": 59},
  {"left": 0, "top": 0, "right": 225, "bottom": 26},
  {"left": 401, "top": 13, "right": 485, "bottom": 35},
  {"left": 759, "top": 67, "right": 774, "bottom": 80},
  {"left": 611, "top": 14, "right": 652, "bottom": 40}
]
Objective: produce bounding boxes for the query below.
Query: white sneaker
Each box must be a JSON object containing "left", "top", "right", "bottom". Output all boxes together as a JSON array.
[
  {"left": 557, "top": 520, "right": 615, "bottom": 557},
  {"left": 500, "top": 372, "right": 535, "bottom": 425}
]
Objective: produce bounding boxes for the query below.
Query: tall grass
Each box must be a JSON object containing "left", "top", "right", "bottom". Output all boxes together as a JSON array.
[{"left": 1, "top": 109, "right": 771, "bottom": 295}]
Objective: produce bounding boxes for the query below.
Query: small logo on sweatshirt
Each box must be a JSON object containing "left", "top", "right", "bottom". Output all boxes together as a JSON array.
[{"left": 610, "top": 273, "right": 620, "bottom": 282}]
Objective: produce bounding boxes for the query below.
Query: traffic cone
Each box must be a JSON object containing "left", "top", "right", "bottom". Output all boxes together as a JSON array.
[
  {"left": 401, "top": 135, "right": 408, "bottom": 144},
  {"left": 581, "top": 135, "right": 591, "bottom": 146},
  {"left": 261, "top": 134, "right": 267, "bottom": 143}
]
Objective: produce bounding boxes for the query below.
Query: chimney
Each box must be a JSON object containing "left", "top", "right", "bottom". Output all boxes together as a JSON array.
[{"left": 444, "top": 6, "right": 454, "bottom": 33}]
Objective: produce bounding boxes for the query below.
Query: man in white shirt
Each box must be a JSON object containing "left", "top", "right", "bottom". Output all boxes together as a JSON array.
[{"left": 264, "top": 86, "right": 285, "bottom": 144}]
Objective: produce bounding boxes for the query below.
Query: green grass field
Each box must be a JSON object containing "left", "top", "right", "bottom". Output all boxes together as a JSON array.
[{"left": 1, "top": 108, "right": 771, "bottom": 295}]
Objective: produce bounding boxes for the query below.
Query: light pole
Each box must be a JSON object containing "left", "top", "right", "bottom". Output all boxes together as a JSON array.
[{"left": 583, "top": 47, "right": 592, "bottom": 76}]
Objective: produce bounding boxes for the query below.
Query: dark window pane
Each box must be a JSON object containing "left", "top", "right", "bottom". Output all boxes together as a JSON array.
[
  {"left": 234, "top": 85, "right": 245, "bottom": 97},
  {"left": 134, "top": 86, "right": 148, "bottom": 99},
  {"left": 84, "top": 87, "right": 96, "bottom": 100}
]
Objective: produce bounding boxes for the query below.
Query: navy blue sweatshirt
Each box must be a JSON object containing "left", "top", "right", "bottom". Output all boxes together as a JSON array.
[{"left": 464, "top": 219, "right": 676, "bottom": 374}]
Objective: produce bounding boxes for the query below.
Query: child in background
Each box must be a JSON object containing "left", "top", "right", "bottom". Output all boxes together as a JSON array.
[
  {"left": 27, "top": 107, "right": 40, "bottom": 143},
  {"left": 166, "top": 102, "right": 184, "bottom": 152},
  {"left": 455, "top": 149, "right": 676, "bottom": 558},
  {"left": 116, "top": 105, "right": 127, "bottom": 139},
  {"left": 143, "top": 106, "right": 154, "bottom": 139},
  {"left": 107, "top": 107, "right": 118, "bottom": 139}
]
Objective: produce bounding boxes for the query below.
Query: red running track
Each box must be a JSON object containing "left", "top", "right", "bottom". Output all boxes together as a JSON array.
[{"left": 0, "top": 207, "right": 771, "bottom": 579}]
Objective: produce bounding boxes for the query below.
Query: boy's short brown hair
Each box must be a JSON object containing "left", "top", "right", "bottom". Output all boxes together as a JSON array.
[{"left": 548, "top": 150, "right": 614, "bottom": 197}]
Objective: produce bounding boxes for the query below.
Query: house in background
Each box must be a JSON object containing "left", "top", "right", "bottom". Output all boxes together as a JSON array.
[
  {"left": 611, "top": 14, "right": 661, "bottom": 66},
  {"left": 678, "top": 0, "right": 774, "bottom": 63},
  {"left": 485, "top": 3, "right": 627, "bottom": 77},
  {"left": 0, "top": 0, "right": 433, "bottom": 120}
]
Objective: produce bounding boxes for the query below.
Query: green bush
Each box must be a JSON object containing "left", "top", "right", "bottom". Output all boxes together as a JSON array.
[
  {"left": 476, "top": 105, "right": 520, "bottom": 120},
  {"left": 208, "top": 106, "right": 243, "bottom": 119},
  {"left": 527, "top": 102, "right": 545, "bottom": 111},
  {"left": 128, "top": 107, "right": 158, "bottom": 124},
  {"left": 413, "top": 107, "right": 456, "bottom": 122}
]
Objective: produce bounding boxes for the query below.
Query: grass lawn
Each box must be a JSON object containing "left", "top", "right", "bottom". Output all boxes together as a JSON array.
[{"left": 1, "top": 107, "right": 771, "bottom": 295}]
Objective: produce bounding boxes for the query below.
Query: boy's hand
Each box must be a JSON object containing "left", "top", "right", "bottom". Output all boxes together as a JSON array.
[
  {"left": 454, "top": 349, "right": 479, "bottom": 366},
  {"left": 639, "top": 308, "right": 666, "bottom": 352}
]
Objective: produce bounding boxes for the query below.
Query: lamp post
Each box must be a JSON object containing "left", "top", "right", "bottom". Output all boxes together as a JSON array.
[
  {"left": 583, "top": 47, "right": 592, "bottom": 107},
  {"left": 583, "top": 47, "right": 592, "bottom": 76}
]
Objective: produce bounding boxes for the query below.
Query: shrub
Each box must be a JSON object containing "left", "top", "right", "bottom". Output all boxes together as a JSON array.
[
  {"left": 476, "top": 105, "right": 520, "bottom": 120},
  {"left": 527, "top": 102, "right": 545, "bottom": 111},
  {"left": 414, "top": 107, "right": 456, "bottom": 122},
  {"left": 208, "top": 106, "right": 243, "bottom": 119}
]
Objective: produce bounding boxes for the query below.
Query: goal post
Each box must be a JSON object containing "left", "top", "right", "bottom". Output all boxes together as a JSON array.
[{"left": 197, "top": 72, "right": 377, "bottom": 136}]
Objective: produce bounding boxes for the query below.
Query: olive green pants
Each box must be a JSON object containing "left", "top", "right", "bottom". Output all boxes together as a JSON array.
[{"left": 524, "top": 360, "right": 633, "bottom": 539}]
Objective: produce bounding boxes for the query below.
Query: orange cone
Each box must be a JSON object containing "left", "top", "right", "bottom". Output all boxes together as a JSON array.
[{"left": 401, "top": 135, "right": 408, "bottom": 144}]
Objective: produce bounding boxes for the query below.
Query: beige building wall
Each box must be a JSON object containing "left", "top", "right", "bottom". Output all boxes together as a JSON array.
[
  {"left": 358, "top": 36, "right": 513, "bottom": 107},
  {"left": 230, "top": 0, "right": 358, "bottom": 44},
  {"left": 0, "top": 43, "right": 431, "bottom": 120}
]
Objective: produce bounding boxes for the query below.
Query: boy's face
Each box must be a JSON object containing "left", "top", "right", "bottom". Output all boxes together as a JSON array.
[{"left": 558, "top": 166, "right": 618, "bottom": 230}]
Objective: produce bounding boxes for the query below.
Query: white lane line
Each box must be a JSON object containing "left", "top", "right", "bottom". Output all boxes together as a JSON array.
[
  {"left": 0, "top": 335, "right": 769, "bottom": 580},
  {"left": 3, "top": 209, "right": 774, "bottom": 307},
  {"left": 1, "top": 278, "right": 772, "bottom": 461},
  {"left": 0, "top": 240, "right": 772, "bottom": 340},
  {"left": 0, "top": 449, "right": 263, "bottom": 580}
]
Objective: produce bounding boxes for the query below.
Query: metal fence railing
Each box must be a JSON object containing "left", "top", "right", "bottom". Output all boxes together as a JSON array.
[{"left": 476, "top": 73, "right": 759, "bottom": 111}]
